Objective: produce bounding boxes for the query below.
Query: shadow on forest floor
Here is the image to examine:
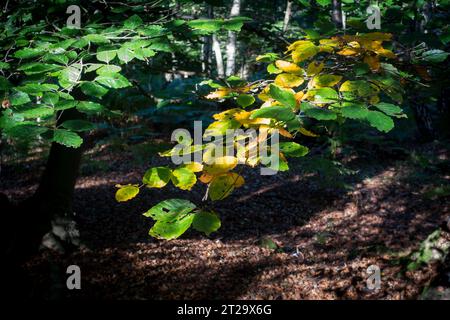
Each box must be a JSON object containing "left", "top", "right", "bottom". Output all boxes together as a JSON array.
[{"left": 2, "top": 140, "right": 450, "bottom": 299}]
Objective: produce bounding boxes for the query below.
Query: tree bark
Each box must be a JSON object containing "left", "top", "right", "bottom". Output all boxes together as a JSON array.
[
  {"left": 282, "top": 0, "right": 293, "bottom": 33},
  {"left": 225, "top": 0, "right": 241, "bottom": 77},
  {"left": 331, "top": 0, "right": 343, "bottom": 29},
  {"left": 201, "top": 5, "right": 213, "bottom": 75},
  {"left": 212, "top": 34, "right": 225, "bottom": 78}
]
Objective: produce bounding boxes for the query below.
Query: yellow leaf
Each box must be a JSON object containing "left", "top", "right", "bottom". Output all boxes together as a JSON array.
[
  {"left": 199, "top": 172, "right": 213, "bottom": 183},
  {"left": 182, "top": 162, "right": 203, "bottom": 172},
  {"left": 213, "top": 108, "right": 241, "bottom": 120},
  {"left": 292, "top": 43, "right": 319, "bottom": 63},
  {"left": 206, "top": 88, "right": 231, "bottom": 99},
  {"left": 298, "top": 127, "right": 319, "bottom": 137},
  {"left": 375, "top": 48, "right": 396, "bottom": 59},
  {"left": 204, "top": 156, "right": 238, "bottom": 175},
  {"left": 115, "top": 185, "right": 140, "bottom": 202},
  {"left": 171, "top": 167, "right": 197, "bottom": 191},
  {"left": 311, "top": 74, "right": 343, "bottom": 88},
  {"left": 278, "top": 127, "right": 293, "bottom": 138},
  {"left": 306, "top": 61, "right": 324, "bottom": 76},
  {"left": 319, "top": 45, "right": 334, "bottom": 53},
  {"left": 358, "top": 32, "right": 392, "bottom": 42},
  {"left": 209, "top": 174, "right": 235, "bottom": 201},
  {"left": 235, "top": 110, "right": 271, "bottom": 126},
  {"left": 287, "top": 40, "right": 315, "bottom": 52},
  {"left": 274, "top": 73, "right": 304, "bottom": 88},
  {"left": 369, "top": 95, "right": 380, "bottom": 105},
  {"left": 337, "top": 48, "right": 360, "bottom": 56},
  {"left": 275, "top": 60, "right": 304, "bottom": 75},
  {"left": 319, "top": 38, "right": 340, "bottom": 47},
  {"left": 295, "top": 91, "right": 305, "bottom": 102},
  {"left": 348, "top": 41, "right": 361, "bottom": 48},
  {"left": 364, "top": 54, "right": 380, "bottom": 71},
  {"left": 228, "top": 172, "right": 245, "bottom": 188}
]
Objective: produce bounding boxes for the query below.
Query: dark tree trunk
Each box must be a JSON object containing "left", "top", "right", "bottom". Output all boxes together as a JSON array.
[
  {"left": 2, "top": 93, "right": 85, "bottom": 298},
  {"left": 331, "top": 0, "right": 343, "bottom": 29}
]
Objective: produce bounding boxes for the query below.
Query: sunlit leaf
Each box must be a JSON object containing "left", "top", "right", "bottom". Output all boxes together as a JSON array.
[
  {"left": 142, "top": 167, "right": 172, "bottom": 188},
  {"left": 274, "top": 73, "right": 304, "bottom": 88},
  {"left": 115, "top": 185, "right": 139, "bottom": 202},
  {"left": 171, "top": 167, "right": 197, "bottom": 191}
]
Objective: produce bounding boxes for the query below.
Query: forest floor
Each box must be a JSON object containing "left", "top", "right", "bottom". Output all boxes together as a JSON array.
[{"left": 2, "top": 138, "right": 450, "bottom": 300}]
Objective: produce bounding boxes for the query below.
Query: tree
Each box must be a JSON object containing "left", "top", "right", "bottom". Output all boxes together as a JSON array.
[
  {"left": 225, "top": 0, "right": 241, "bottom": 76},
  {"left": 282, "top": 0, "right": 293, "bottom": 33},
  {"left": 117, "top": 32, "right": 411, "bottom": 240},
  {"left": 0, "top": 0, "right": 251, "bottom": 262}
]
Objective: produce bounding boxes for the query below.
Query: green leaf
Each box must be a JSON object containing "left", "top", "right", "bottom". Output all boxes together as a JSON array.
[
  {"left": 250, "top": 106, "right": 295, "bottom": 123},
  {"left": 302, "top": 102, "right": 337, "bottom": 120},
  {"left": 0, "top": 62, "right": 10, "bottom": 70},
  {"left": 134, "top": 47, "right": 156, "bottom": 60},
  {"left": 117, "top": 46, "right": 135, "bottom": 63},
  {"left": 14, "top": 48, "right": 44, "bottom": 59},
  {"left": 149, "top": 213, "right": 195, "bottom": 240},
  {"left": 54, "top": 100, "right": 77, "bottom": 111},
  {"left": 76, "top": 101, "right": 104, "bottom": 114},
  {"left": 267, "top": 63, "right": 282, "bottom": 74},
  {"left": 420, "top": 49, "right": 449, "bottom": 63},
  {"left": 279, "top": 142, "right": 309, "bottom": 157},
  {"left": 80, "top": 82, "right": 109, "bottom": 97},
  {"left": 142, "top": 167, "right": 172, "bottom": 188},
  {"left": 95, "top": 73, "right": 131, "bottom": 88},
  {"left": 42, "top": 92, "right": 60, "bottom": 106},
  {"left": 259, "top": 237, "right": 278, "bottom": 250},
  {"left": 236, "top": 94, "right": 255, "bottom": 108},
  {"left": 96, "top": 50, "right": 117, "bottom": 63},
  {"left": 312, "top": 74, "right": 342, "bottom": 87},
  {"left": 222, "top": 17, "right": 252, "bottom": 31},
  {"left": 18, "top": 63, "right": 60, "bottom": 75},
  {"left": 374, "top": 102, "right": 403, "bottom": 117},
  {"left": 256, "top": 53, "right": 279, "bottom": 63},
  {"left": 143, "top": 198, "right": 196, "bottom": 221},
  {"left": 59, "top": 64, "right": 82, "bottom": 89},
  {"left": 309, "top": 87, "right": 338, "bottom": 103},
  {"left": 187, "top": 19, "right": 222, "bottom": 32},
  {"left": 5, "top": 124, "right": 48, "bottom": 139},
  {"left": 366, "top": 110, "right": 394, "bottom": 133},
  {"left": 316, "top": 0, "right": 331, "bottom": 6},
  {"left": 124, "top": 14, "right": 143, "bottom": 29},
  {"left": 115, "top": 185, "right": 139, "bottom": 202},
  {"left": 96, "top": 65, "right": 121, "bottom": 75},
  {"left": 21, "top": 107, "right": 54, "bottom": 119},
  {"left": 9, "top": 90, "right": 30, "bottom": 106},
  {"left": 16, "top": 83, "right": 58, "bottom": 95},
  {"left": 83, "top": 34, "right": 109, "bottom": 44},
  {"left": 53, "top": 129, "right": 83, "bottom": 148},
  {"left": 192, "top": 211, "right": 221, "bottom": 236},
  {"left": 171, "top": 167, "right": 197, "bottom": 191},
  {"left": 61, "top": 120, "right": 95, "bottom": 131},
  {"left": 341, "top": 103, "right": 369, "bottom": 119},
  {"left": 209, "top": 174, "right": 235, "bottom": 201},
  {"left": 269, "top": 84, "right": 296, "bottom": 109}
]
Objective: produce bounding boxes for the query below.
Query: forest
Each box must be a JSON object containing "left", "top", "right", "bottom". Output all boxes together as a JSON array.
[{"left": 0, "top": 0, "right": 449, "bottom": 301}]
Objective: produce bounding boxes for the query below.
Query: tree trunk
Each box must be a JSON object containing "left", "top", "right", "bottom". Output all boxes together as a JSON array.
[
  {"left": 225, "top": 0, "right": 241, "bottom": 77},
  {"left": 201, "top": 5, "right": 213, "bottom": 75},
  {"left": 282, "top": 0, "right": 293, "bottom": 33},
  {"left": 212, "top": 35, "right": 225, "bottom": 78},
  {"left": 1, "top": 106, "right": 83, "bottom": 298},
  {"left": 331, "top": 0, "right": 343, "bottom": 29},
  {"left": 410, "top": 0, "right": 437, "bottom": 140}
]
